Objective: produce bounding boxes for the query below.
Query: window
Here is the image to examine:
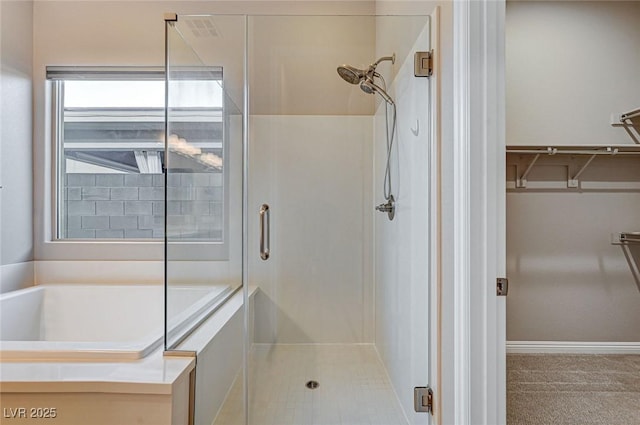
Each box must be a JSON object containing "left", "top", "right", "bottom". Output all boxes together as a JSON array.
[{"left": 48, "top": 67, "right": 225, "bottom": 241}]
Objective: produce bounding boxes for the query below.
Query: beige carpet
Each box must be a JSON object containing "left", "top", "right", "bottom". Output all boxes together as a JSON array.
[{"left": 507, "top": 354, "right": 640, "bottom": 425}]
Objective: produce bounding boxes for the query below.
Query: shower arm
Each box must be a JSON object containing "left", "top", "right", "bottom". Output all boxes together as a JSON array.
[
  {"left": 364, "top": 55, "right": 396, "bottom": 77},
  {"left": 373, "top": 55, "right": 395, "bottom": 67}
]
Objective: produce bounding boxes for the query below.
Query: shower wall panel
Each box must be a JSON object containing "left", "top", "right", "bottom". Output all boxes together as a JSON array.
[
  {"left": 373, "top": 19, "right": 431, "bottom": 423},
  {"left": 249, "top": 115, "right": 374, "bottom": 344}
]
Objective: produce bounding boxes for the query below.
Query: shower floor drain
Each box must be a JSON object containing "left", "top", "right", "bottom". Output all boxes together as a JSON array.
[{"left": 305, "top": 380, "right": 319, "bottom": 389}]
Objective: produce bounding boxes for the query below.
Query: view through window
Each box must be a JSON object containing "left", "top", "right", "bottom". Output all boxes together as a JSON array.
[{"left": 49, "top": 69, "right": 225, "bottom": 241}]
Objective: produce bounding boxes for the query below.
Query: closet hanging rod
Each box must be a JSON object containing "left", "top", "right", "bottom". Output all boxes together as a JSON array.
[{"left": 620, "top": 108, "right": 640, "bottom": 121}]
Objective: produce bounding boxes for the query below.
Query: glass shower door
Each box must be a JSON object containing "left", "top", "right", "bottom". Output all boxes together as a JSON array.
[{"left": 241, "top": 14, "right": 433, "bottom": 425}]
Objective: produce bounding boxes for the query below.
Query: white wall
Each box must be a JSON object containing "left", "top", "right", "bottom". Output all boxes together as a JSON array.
[
  {"left": 506, "top": 1, "right": 640, "bottom": 343},
  {"left": 0, "top": 0, "right": 34, "bottom": 293},
  {"left": 373, "top": 18, "right": 432, "bottom": 424}
]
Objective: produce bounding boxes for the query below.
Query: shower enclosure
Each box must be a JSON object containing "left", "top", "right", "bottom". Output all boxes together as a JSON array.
[{"left": 164, "top": 13, "right": 435, "bottom": 425}]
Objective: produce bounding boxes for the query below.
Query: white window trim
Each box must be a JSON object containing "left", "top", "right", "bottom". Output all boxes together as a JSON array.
[{"left": 37, "top": 67, "right": 231, "bottom": 261}]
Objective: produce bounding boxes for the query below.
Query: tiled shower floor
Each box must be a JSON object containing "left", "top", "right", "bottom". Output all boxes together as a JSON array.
[{"left": 213, "top": 344, "right": 408, "bottom": 425}]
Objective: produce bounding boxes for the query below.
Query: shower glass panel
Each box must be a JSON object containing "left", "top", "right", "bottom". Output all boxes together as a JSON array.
[
  {"left": 245, "top": 15, "right": 431, "bottom": 425},
  {"left": 164, "top": 17, "right": 244, "bottom": 350}
]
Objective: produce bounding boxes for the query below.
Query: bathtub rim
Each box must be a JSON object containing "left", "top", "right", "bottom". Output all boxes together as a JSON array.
[
  {"left": 0, "top": 288, "right": 253, "bottom": 394},
  {"left": 0, "top": 283, "right": 234, "bottom": 362}
]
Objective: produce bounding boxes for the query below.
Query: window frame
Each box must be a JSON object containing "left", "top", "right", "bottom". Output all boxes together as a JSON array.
[{"left": 44, "top": 66, "right": 231, "bottom": 261}]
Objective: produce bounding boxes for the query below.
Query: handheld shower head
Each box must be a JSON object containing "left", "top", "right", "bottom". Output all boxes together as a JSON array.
[{"left": 360, "top": 77, "right": 395, "bottom": 105}]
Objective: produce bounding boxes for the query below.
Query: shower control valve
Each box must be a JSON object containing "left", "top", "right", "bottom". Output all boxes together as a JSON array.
[{"left": 375, "top": 195, "right": 395, "bottom": 221}]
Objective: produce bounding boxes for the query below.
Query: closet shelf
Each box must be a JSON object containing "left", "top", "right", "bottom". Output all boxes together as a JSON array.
[
  {"left": 507, "top": 145, "right": 640, "bottom": 189},
  {"left": 620, "top": 108, "right": 640, "bottom": 122},
  {"left": 612, "top": 109, "right": 640, "bottom": 145},
  {"left": 620, "top": 232, "right": 640, "bottom": 244},
  {"left": 507, "top": 145, "right": 640, "bottom": 155}
]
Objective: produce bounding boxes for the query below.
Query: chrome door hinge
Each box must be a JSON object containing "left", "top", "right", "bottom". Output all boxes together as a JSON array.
[
  {"left": 414, "top": 386, "right": 433, "bottom": 414},
  {"left": 497, "top": 277, "right": 509, "bottom": 296},
  {"left": 414, "top": 51, "right": 433, "bottom": 78}
]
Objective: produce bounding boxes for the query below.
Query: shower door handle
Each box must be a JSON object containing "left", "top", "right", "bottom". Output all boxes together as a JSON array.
[{"left": 259, "top": 204, "right": 270, "bottom": 260}]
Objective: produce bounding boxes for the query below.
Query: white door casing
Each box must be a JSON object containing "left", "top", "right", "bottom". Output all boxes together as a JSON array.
[{"left": 451, "top": 1, "right": 506, "bottom": 424}]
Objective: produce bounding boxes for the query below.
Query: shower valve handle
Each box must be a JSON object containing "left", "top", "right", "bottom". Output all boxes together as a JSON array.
[
  {"left": 375, "top": 202, "right": 393, "bottom": 212},
  {"left": 375, "top": 195, "right": 395, "bottom": 221}
]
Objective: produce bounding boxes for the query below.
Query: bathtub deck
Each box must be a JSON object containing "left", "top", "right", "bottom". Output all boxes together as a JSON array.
[
  {"left": 0, "top": 350, "right": 194, "bottom": 425},
  {"left": 213, "top": 344, "right": 408, "bottom": 425},
  {"left": 0, "top": 349, "right": 194, "bottom": 394}
]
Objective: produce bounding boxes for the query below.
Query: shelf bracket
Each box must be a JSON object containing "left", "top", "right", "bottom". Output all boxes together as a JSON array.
[
  {"left": 568, "top": 153, "right": 597, "bottom": 188},
  {"left": 517, "top": 153, "right": 540, "bottom": 188},
  {"left": 622, "top": 125, "right": 640, "bottom": 145}
]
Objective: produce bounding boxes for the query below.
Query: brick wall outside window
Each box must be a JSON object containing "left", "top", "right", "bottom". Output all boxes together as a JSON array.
[{"left": 62, "top": 173, "right": 223, "bottom": 240}]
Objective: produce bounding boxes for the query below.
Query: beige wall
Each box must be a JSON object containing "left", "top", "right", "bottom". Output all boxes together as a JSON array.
[
  {"left": 506, "top": 1, "right": 640, "bottom": 342},
  {"left": 31, "top": 1, "right": 376, "bottom": 263},
  {"left": 0, "top": 0, "right": 34, "bottom": 292},
  {"left": 507, "top": 1, "right": 640, "bottom": 146}
]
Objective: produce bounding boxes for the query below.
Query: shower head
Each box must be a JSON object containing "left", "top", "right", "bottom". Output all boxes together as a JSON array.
[
  {"left": 337, "top": 54, "right": 394, "bottom": 85},
  {"left": 337, "top": 65, "right": 366, "bottom": 85},
  {"left": 337, "top": 54, "right": 396, "bottom": 105},
  {"left": 360, "top": 77, "right": 395, "bottom": 105}
]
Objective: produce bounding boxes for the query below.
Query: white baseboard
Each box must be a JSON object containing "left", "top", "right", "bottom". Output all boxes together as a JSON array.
[{"left": 507, "top": 341, "right": 640, "bottom": 355}]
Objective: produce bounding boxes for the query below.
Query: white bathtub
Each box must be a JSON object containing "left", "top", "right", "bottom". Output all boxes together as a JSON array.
[{"left": 0, "top": 284, "right": 232, "bottom": 361}]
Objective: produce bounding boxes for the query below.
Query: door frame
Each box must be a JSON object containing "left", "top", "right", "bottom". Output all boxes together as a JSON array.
[{"left": 450, "top": 0, "right": 506, "bottom": 424}]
